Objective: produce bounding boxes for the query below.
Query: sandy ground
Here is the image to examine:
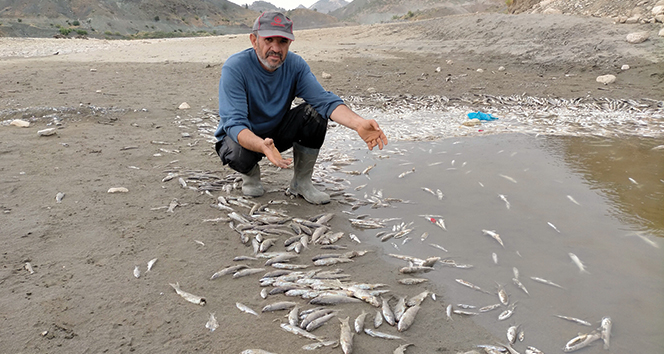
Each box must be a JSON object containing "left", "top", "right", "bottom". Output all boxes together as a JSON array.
[{"left": 1, "top": 13, "right": 663, "bottom": 354}]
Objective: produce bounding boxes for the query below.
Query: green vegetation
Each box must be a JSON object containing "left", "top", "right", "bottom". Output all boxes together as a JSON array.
[
  {"left": 76, "top": 29, "right": 87, "bottom": 35},
  {"left": 154, "top": 16, "right": 160, "bottom": 22},
  {"left": 129, "top": 30, "right": 213, "bottom": 39},
  {"left": 59, "top": 27, "right": 71, "bottom": 35},
  {"left": 72, "top": 20, "right": 80, "bottom": 26},
  {"left": 17, "top": 18, "right": 22, "bottom": 22},
  {"left": 505, "top": 0, "right": 513, "bottom": 5},
  {"left": 405, "top": 10, "right": 415, "bottom": 19}
]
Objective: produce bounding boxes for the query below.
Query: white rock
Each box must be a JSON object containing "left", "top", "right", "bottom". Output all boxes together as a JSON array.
[
  {"left": 626, "top": 31, "right": 649, "bottom": 43},
  {"left": 108, "top": 187, "right": 129, "bottom": 193},
  {"left": 542, "top": 8, "right": 563, "bottom": 15},
  {"left": 476, "top": 68, "right": 484, "bottom": 73},
  {"left": 321, "top": 72, "right": 331, "bottom": 79},
  {"left": 367, "top": 87, "right": 376, "bottom": 93},
  {"left": 178, "top": 102, "right": 190, "bottom": 110},
  {"left": 656, "top": 14, "right": 664, "bottom": 23},
  {"left": 37, "top": 128, "right": 57, "bottom": 136},
  {"left": 446, "top": 60, "right": 454, "bottom": 65},
  {"left": 621, "top": 65, "right": 630, "bottom": 70},
  {"left": 498, "top": 66, "right": 506, "bottom": 71},
  {"left": 659, "top": 27, "right": 664, "bottom": 37},
  {"left": 652, "top": 5, "right": 664, "bottom": 16},
  {"left": 625, "top": 16, "right": 640, "bottom": 24},
  {"left": 435, "top": 66, "right": 441, "bottom": 72},
  {"left": 90, "top": 68, "right": 97, "bottom": 72},
  {"left": 596, "top": 75, "right": 616, "bottom": 85},
  {"left": 10, "top": 119, "right": 30, "bottom": 127}
]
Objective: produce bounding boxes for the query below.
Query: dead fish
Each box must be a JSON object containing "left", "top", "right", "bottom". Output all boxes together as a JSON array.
[
  {"left": 548, "top": 222, "right": 561, "bottom": 233},
  {"left": 446, "top": 304, "right": 453, "bottom": 321},
  {"left": 310, "top": 295, "right": 362, "bottom": 305},
  {"left": 167, "top": 198, "right": 179, "bottom": 213},
  {"left": 436, "top": 189, "right": 444, "bottom": 200},
  {"left": 133, "top": 266, "right": 141, "bottom": 279},
  {"left": 397, "top": 305, "right": 420, "bottom": 332},
  {"left": 397, "top": 278, "right": 429, "bottom": 285},
  {"left": 398, "top": 168, "right": 415, "bottom": 178},
  {"left": 498, "top": 302, "right": 517, "bottom": 321},
  {"left": 241, "top": 349, "right": 278, "bottom": 354},
  {"left": 507, "top": 324, "right": 519, "bottom": 344},
  {"left": 399, "top": 266, "right": 434, "bottom": 274},
  {"left": 302, "top": 340, "right": 339, "bottom": 351},
  {"left": 236, "top": 302, "right": 259, "bottom": 316},
  {"left": 147, "top": 258, "right": 158, "bottom": 272},
  {"left": 393, "top": 343, "right": 414, "bottom": 354},
  {"left": 382, "top": 297, "right": 396, "bottom": 326},
  {"left": 280, "top": 323, "right": 325, "bottom": 341},
  {"left": 393, "top": 297, "right": 407, "bottom": 321},
  {"left": 600, "top": 316, "right": 612, "bottom": 350},
  {"left": 499, "top": 174, "right": 517, "bottom": 183},
  {"left": 259, "top": 238, "right": 277, "bottom": 253},
  {"left": 567, "top": 195, "right": 581, "bottom": 206},
  {"left": 492, "top": 252, "right": 498, "bottom": 264},
  {"left": 271, "top": 263, "right": 309, "bottom": 270},
  {"left": 512, "top": 278, "right": 529, "bottom": 295},
  {"left": 554, "top": 315, "right": 592, "bottom": 326},
  {"left": 569, "top": 253, "right": 590, "bottom": 274},
  {"left": 262, "top": 301, "right": 296, "bottom": 312},
  {"left": 406, "top": 291, "right": 430, "bottom": 307},
  {"left": 525, "top": 346, "right": 545, "bottom": 354},
  {"left": 339, "top": 317, "right": 354, "bottom": 354},
  {"left": 374, "top": 309, "right": 383, "bottom": 328},
  {"left": 306, "top": 312, "right": 337, "bottom": 332},
  {"left": 421, "top": 187, "right": 435, "bottom": 195},
  {"left": 354, "top": 310, "right": 368, "bottom": 333},
  {"left": 55, "top": 192, "right": 65, "bottom": 203},
  {"left": 301, "top": 308, "right": 335, "bottom": 329},
  {"left": 453, "top": 310, "right": 479, "bottom": 316},
  {"left": 364, "top": 328, "right": 402, "bottom": 340},
  {"left": 478, "top": 303, "right": 502, "bottom": 312},
  {"left": 496, "top": 283, "right": 509, "bottom": 305},
  {"left": 498, "top": 194, "right": 510, "bottom": 209},
  {"left": 205, "top": 312, "right": 219, "bottom": 332},
  {"left": 349, "top": 234, "right": 361, "bottom": 243},
  {"left": 530, "top": 276, "right": 565, "bottom": 289},
  {"left": 169, "top": 282, "right": 206, "bottom": 305},
  {"left": 347, "top": 285, "right": 381, "bottom": 307},
  {"left": 24, "top": 262, "right": 35, "bottom": 275},
  {"left": 482, "top": 229, "right": 504, "bottom": 248},
  {"left": 314, "top": 257, "right": 353, "bottom": 266},
  {"left": 420, "top": 232, "right": 429, "bottom": 241},
  {"left": 563, "top": 331, "right": 602, "bottom": 352},
  {"left": 233, "top": 267, "right": 266, "bottom": 278},
  {"left": 455, "top": 278, "right": 491, "bottom": 294},
  {"left": 211, "top": 264, "right": 249, "bottom": 280}
]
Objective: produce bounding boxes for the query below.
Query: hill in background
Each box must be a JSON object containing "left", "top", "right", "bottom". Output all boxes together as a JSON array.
[{"left": 309, "top": 0, "right": 349, "bottom": 14}]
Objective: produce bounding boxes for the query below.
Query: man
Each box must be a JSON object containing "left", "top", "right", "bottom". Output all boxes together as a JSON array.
[{"left": 215, "top": 11, "right": 387, "bottom": 204}]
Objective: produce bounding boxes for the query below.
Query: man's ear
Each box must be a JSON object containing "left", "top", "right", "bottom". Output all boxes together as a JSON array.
[{"left": 250, "top": 33, "right": 257, "bottom": 47}]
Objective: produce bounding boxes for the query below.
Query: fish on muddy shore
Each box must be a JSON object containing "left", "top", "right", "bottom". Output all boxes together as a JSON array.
[
  {"left": 397, "top": 305, "right": 420, "bottom": 332},
  {"left": 261, "top": 301, "right": 297, "bottom": 312},
  {"left": 280, "top": 323, "right": 325, "bottom": 341},
  {"left": 398, "top": 278, "right": 429, "bottom": 285},
  {"left": 237, "top": 302, "right": 259, "bottom": 316},
  {"left": 354, "top": 310, "right": 368, "bottom": 333},
  {"left": 339, "top": 317, "right": 354, "bottom": 354},
  {"left": 169, "top": 282, "right": 206, "bottom": 306},
  {"left": 393, "top": 343, "right": 414, "bottom": 354},
  {"left": 364, "top": 328, "right": 402, "bottom": 340},
  {"left": 482, "top": 229, "right": 504, "bottom": 248},
  {"left": 205, "top": 312, "right": 219, "bottom": 332},
  {"left": 455, "top": 278, "right": 491, "bottom": 294}
]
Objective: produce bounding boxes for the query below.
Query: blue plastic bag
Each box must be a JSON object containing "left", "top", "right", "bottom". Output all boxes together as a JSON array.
[{"left": 467, "top": 111, "right": 499, "bottom": 121}]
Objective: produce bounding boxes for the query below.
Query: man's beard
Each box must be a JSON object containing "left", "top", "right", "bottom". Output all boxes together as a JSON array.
[{"left": 257, "top": 50, "right": 284, "bottom": 71}]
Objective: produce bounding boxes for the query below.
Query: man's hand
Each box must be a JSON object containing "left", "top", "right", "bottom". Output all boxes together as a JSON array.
[
  {"left": 237, "top": 129, "right": 292, "bottom": 168},
  {"left": 330, "top": 104, "right": 388, "bottom": 151},
  {"left": 262, "top": 138, "right": 292, "bottom": 169},
  {"left": 357, "top": 119, "right": 388, "bottom": 151}
]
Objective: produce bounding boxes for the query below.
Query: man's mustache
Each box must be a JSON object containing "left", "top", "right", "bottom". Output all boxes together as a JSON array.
[{"left": 266, "top": 51, "right": 282, "bottom": 59}]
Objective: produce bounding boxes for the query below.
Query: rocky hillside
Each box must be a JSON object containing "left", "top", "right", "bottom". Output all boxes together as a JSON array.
[
  {"left": 285, "top": 8, "right": 340, "bottom": 29},
  {"left": 509, "top": 0, "right": 664, "bottom": 22},
  {"left": 0, "top": 0, "right": 258, "bottom": 38},
  {"left": 309, "top": 0, "right": 349, "bottom": 14}
]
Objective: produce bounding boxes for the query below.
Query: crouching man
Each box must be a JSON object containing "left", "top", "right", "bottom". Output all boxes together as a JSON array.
[{"left": 215, "top": 11, "right": 388, "bottom": 204}]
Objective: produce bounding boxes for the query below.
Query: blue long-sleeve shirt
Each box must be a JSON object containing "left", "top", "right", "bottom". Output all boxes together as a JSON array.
[{"left": 215, "top": 48, "right": 344, "bottom": 144}]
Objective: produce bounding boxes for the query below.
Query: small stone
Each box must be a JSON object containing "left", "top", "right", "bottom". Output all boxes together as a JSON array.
[
  {"left": 625, "top": 16, "right": 640, "bottom": 24},
  {"left": 626, "top": 31, "right": 649, "bottom": 43},
  {"left": 321, "top": 72, "right": 332, "bottom": 79},
  {"left": 90, "top": 68, "right": 97, "bottom": 72},
  {"left": 446, "top": 60, "right": 454, "bottom": 65},
  {"left": 498, "top": 66, "right": 506, "bottom": 71},
  {"left": 367, "top": 87, "right": 376, "bottom": 93},
  {"left": 542, "top": 8, "right": 563, "bottom": 15},
  {"left": 656, "top": 14, "right": 664, "bottom": 23},
  {"left": 37, "top": 128, "right": 57, "bottom": 136},
  {"left": 621, "top": 65, "right": 630, "bottom": 70},
  {"left": 476, "top": 68, "right": 484, "bottom": 73},
  {"left": 435, "top": 66, "right": 441, "bottom": 72},
  {"left": 659, "top": 27, "right": 664, "bottom": 37},
  {"left": 178, "top": 102, "right": 190, "bottom": 110},
  {"left": 596, "top": 75, "right": 616, "bottom": 85},
  {"left": 10, "top": 119, "right": 30, "bottom": 127},
  {"left": 652, "top": 5, "right": 664, "bottom": 16},
  {"left": 107, "top": 187, "right": 129, "bottom": 193},
  {"left": 181, "top": 132, "right": 191, "bottom": 138}
]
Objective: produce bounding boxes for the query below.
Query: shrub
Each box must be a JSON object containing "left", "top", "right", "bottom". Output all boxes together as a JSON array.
[
  {"left": 17, "top": 18, "right": 22, "bottom": 22},
  {"left": 154, "top": 16, "right": 160, "bottom": 21},
  {"left": 104, "top": 31, "right": 112, "bottom": 35},
  {"left": 59, "top": 27, "right": 71, "bottom": 35},
  {"left": 72, "top": 20, "right": 80, "bottom": 26},
  {"left": 76, "top": 29, "right": 87, "bottom": 35}
]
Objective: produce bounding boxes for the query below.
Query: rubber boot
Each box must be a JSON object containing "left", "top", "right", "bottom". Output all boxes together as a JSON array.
[
  {"left": 240, "top": 164, "right": 264, "bottom": 197},
  {"left": 289, "top": 143, "right": 330, "bottom": 205}
]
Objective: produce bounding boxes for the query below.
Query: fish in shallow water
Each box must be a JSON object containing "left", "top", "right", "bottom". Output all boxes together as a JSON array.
[
  {"left": 530, "top": 276, "right": 565, "bottom": 289},
  {"left": 600, "top": 316, "right": 612, "bottom": 350},
  {"left": 569, "top": 253, "right": 590, "bottom": 274},
  {"left": 563, "top": 331, "right": 602, "bottom": 352},
  {"left": 554, "top": 314, "right": 592, "bottom": 326},
  {"left": 482, "top": 229, "right": 504, "bottom": 248}
]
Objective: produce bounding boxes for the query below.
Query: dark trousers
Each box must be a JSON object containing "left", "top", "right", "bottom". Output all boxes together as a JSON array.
[{"left": 215, "top": 103, "right": 328, "bottom": 174}]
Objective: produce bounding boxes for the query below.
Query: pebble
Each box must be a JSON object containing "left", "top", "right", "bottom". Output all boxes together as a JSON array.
[
  {"left": 659, "top": 28, "right": 664, "bottom": 37},
  {"left": 178, "top": 102, "right": 190, "bottom": 110},
  {"left": 108, "top": 187, "right": 129, "bottom": 193},
  {"left": 37, "top": 128, "right": 57, "bottom": 136},
  {"left": 476, "top": 68, "right": 484, "bottom": 73},
  {"left": 621, "top": 65, "right": 630, "bottom": 70},
  {"left": 596, "top": 74, "right": 616, "bottom": 85},
  {"left": 321, "top": 72, "right": 332, "bottom": 79},
  {"left": 498, "top": 66, "right": 506, "bottom": 71},
  {"left": 626, "top": 31, "right": 649, "bottom": 44},
  {"left": 10, "top": 119, "right": 30, "bottom": 127}
]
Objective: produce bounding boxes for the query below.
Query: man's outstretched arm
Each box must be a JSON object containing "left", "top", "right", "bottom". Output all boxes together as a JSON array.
[{"left": 237, "top": 128, "right": 292, "bottom": 169}]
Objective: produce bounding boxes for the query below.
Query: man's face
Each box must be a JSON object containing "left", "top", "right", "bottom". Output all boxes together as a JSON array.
[{"left": 251, "top": 34, "right": 291, "bottom": 72}]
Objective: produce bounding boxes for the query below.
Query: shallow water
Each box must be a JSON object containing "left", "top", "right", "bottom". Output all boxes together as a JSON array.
[{"left": 325, "top": 133, "right": 663, "bottom": 353}]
